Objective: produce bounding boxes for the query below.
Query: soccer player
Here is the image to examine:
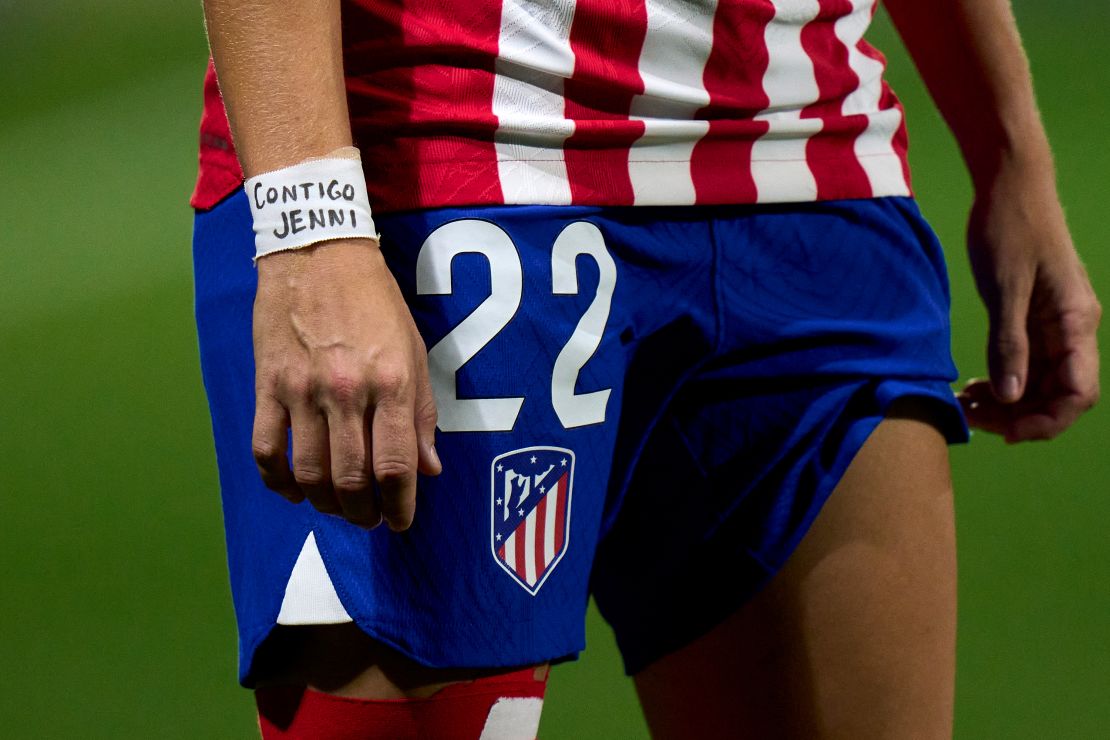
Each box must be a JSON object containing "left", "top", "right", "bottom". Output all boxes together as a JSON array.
[{"left": 191, "top": 0, "right": 1099, "bottom": 737}]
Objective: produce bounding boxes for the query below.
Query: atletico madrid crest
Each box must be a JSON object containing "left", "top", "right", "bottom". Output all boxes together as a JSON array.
[{"left": 491, "top": 446, "right": 574, "bottom": 595}]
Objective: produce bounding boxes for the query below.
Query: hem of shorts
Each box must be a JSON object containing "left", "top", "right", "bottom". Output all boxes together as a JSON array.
[
  {"left": 237, "top": 516, "right": 586, "bottom": 686},
  {"left": 618, "top": 379, "right": 967, "bottom": 676}
]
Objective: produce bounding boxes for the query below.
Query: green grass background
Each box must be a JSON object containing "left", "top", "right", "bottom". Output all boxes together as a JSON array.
[{"left": 1, "top": 1, "right": 1107, "bottom": 736}]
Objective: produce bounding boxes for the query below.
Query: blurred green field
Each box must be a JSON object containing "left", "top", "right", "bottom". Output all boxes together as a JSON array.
[{"left": 1, "top": 1, "right": 1107, "bottom": 737}]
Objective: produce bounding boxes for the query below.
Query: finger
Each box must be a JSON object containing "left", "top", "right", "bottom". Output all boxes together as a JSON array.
[
  {"left": 1005, "top": 416, "right": 1056, "bottom": 443},
  {"left": 972, "top": 373, "right": 1079, "bottom": 443},
  {"left": 958, "top": 380, "right": 1012, "bottom": 436},
  {"left": 1003, "top": 381, "right": 1092, "bottom": 442},
  {"left": 328, "top": 411, "right": 382, "bottom": 529},
  {"left": 412, "top": 342, "right": 442, "bottom": 477},
  {"left": 961, "top": 375, "right": 1079, "bottom": 442},
  {"left": 1061, "top": 348, "right": 1096, "bottom": 410},
  {"left": 290, "top": 405, "right": 341, "bottom": 515},
  {"left": 987, "top": 284, "right": 1032, "bottom": 403},
  {"left": 252, "top": 394, "right": 304, "bottom": 503},
  {"left": 1056, "top": 327, "right": 1101, "bottom": 407},
  {"left": 1005, "top": 408, "right": 1072, "bottom": 444},
  {"left": 370, "top": 395, "right": 419, "bottom": 532}
]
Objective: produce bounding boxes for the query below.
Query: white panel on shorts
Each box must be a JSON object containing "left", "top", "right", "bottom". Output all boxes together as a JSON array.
[
  {"left": 276, "top": 531, "right": 352, "bottom": 625},
  {"left": 479, "top": 697, "right": 545, "bottom": 740}
]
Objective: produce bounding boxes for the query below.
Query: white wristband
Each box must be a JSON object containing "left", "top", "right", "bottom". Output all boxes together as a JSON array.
[{"left": 245, "top": 154, "right": 377, "bottom": 262}]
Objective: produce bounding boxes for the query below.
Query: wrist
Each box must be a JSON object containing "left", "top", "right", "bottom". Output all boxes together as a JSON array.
[
  {"left": 257, "top": 236, "right": 382, "bottom": 275},
  {"left": 246, "top": 150, "right": 378, "bottom": 262},
  {"left": 965, "top": 124, "right": 1054, "bottom": 194}
]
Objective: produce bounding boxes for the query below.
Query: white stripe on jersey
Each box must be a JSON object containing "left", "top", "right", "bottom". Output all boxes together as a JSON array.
[
  {"left": 628, "top": 0, "right": 718, "bottom": 205},
  {"left": 523, "top": 508, "right": 538, "bottom": 585},
  {"left": 492, "top": 0, "right": 577, "bottom": 204},
  {"left": 837, "top": 0, "right": 909, "bottom": 197},
  {"left": 751, "top": 0, "right": 821, "bottom": 202}
]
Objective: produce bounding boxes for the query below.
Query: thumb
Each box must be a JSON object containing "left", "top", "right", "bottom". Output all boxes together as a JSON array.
[{"left": 987, "top": 283, "right": 1032, "bottom": 403}]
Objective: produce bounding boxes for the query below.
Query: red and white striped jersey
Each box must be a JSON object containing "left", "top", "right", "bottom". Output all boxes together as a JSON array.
[{"left": 191, "top": 0, "right": 911, "bottom": 213}]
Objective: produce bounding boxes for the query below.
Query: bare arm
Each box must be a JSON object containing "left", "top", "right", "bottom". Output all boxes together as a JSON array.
[
  {"left": 203, "top": 0, "right": 352, "bottom": 173},
  {"left": 203, "top": 0, "right": 441, "bottom": 530},
  {"left": 885, "top": 0, "right": 1100, "bottom": 441}
]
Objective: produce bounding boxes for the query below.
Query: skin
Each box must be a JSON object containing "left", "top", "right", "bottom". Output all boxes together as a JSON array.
[
  {"left": 252, "top": 623, "right": 549, "bottom": 699},
  {"left": 635, "top": 400, "right": 957, "bottom": 738},
  {"left": 637, "top": 1, "right": 1101, "bottom": 734},
  {"left": 251, "top": 243, "right": 439, "bottom": 529},
  {"left": 203, "top": 0, "right": 441, "bottom": 532},
  {"left": 202, "top": 0, "right": 1100, "bottom": 722},
  {"left": 881, "top": 0, "right": 1101, "bottom": 438}
]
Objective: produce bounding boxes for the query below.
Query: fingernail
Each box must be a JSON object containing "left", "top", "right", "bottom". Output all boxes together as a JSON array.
[
  {"left": 1000, "top": 374, "right": 1021, "bottom": 402},
  {"left": 429, "top": 444, "right": 442, "bottom": 470}
]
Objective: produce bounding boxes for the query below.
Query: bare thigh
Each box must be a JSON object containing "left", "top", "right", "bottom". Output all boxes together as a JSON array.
[
  {"left": 633, "top": 399, "right": 957, "bottom": 739},
  {"left": 253, "top": 623, "right": 548, "bottom": 699}
]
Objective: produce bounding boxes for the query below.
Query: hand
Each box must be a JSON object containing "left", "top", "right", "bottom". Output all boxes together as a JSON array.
[
  {"left": 959, "top": 159, "right": 1101, "bottom": 442},
  {"left": 251, "top": 238, "right": 442, "bottom": 530}
]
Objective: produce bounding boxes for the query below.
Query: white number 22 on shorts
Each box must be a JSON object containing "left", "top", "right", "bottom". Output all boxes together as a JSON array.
[{"left": 415, "top": 220, "right": 617, "bottom": 433}]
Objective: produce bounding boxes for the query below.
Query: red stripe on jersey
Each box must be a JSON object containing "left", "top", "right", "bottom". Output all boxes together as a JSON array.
[
  {"left": 563, "top": 0, "right": 648, "bottom": 204},
  {"left": 514, "top": 517, "right": 528, "bottom": 581},
  {"left": 800, "top": 0, "right": 871, "bottom": 199},
  {"left": 497, "top": 543, "right": 505, "bottom": 561},
  {"left": 190, "top": 60, "right": 244, "bottom": 210},
  {"left": 691, "top": 0, "right": 776, "bottom": 204},
  {"left": 191, "top": 1, "right": 914, "bottom": 212},
  {"left": 553, "top": 475, "right": 567, "bottom": 555},
  {"left": 344, "top": 0, "right": 503, "bottom": 212},
  {"left": 533, "top": 491, "right": 549, "bottom": 572}
]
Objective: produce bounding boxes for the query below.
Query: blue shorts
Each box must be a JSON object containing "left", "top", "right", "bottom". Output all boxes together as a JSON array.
[{"left": 193, "top": 192, "right": 967, "bottom": 685}]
